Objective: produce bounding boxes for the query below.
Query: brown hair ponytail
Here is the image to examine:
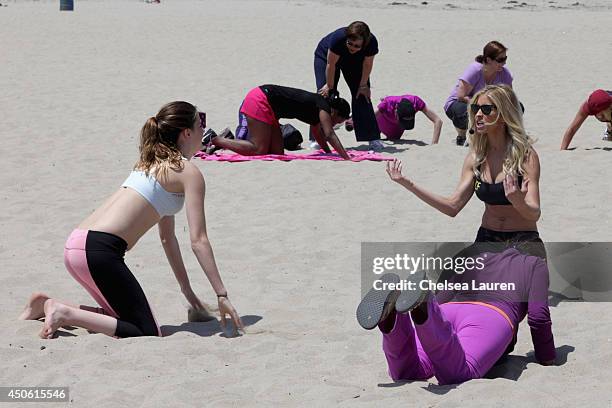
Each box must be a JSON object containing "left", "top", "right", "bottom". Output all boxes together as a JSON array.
[
  {"left": 135, "top": 101, "right": 198, "bottom": 179},
  {"left": 475, "top": 40, "right": 507, "bottom": 64}
]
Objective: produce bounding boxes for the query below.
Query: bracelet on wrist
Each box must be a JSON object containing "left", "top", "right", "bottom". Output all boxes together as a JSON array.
[{"left": 217, "top": 293, "right": 228, "bottom": 299}]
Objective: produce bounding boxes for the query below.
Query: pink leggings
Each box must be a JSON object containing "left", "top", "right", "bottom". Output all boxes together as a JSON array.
[
  {"left": 382, "top": 299, "right": 513, "bottom": 385},
  {"left": 64, "top": 229, "right": 161, "bottom": 337}
]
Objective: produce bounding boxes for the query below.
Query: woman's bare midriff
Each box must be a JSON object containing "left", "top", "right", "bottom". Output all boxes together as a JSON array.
[
  {"left": 481, "top": 204, "right": 537, "bottom": 232},
  {"left": 78, "top": 188, "right": 161, "bottom": 250}
]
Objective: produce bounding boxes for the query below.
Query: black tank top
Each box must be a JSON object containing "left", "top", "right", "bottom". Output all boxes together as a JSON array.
[{"left": 474, "top": 165, "right": 523, "bottom": 206}]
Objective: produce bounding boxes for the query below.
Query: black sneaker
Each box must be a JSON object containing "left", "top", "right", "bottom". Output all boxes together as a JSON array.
[
  {"left": 395, "top": 268, "right": 427, "bottom": 313},
  {"left": 204, "top": 128, "right": 234, "bottom": 154},
  {"left": 356, "top": 269, "right": 427, "bottom": 330},
  {"left": 356, "top": 273, "right": 400, "bottom": 330},
  {"left": 456, "top": 135, "right": 466, "bottom": 146},
  {"left": 202, "top": 128, "right": 218, "bottom": 146}
]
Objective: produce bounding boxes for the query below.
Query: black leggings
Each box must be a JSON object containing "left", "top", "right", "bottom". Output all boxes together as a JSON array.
[
  {"left": 64, "top": 229, "right": 160, "bottom": 338},
  {"left": 313, "top": 54, "right": 380, "bottom": 142},
  {"left": 474, "top": 227, "right": 546, "bottom": 259}
]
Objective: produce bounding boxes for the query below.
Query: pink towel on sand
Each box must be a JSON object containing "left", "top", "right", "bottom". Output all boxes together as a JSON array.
[{"left": 195, "top": 150, "right": 392, "bottom": 162}]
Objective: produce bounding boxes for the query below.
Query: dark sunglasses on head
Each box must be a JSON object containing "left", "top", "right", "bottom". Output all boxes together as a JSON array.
[
  {"left": 470, "top": 104, "right": 496, "bottom": 115},
  {"left": 495, "top": 55, "right": 507, "bottom": 64},
  {"left": 346, "top": 39, "right": 362, "bottom": 49},
  {"left": 198, "top": 112, "right": 207, "bottom": 129}
]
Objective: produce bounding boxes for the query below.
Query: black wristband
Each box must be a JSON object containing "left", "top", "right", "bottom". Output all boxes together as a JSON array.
[{"left": 217, "top": 293, "right": 228, "bottom": 298}]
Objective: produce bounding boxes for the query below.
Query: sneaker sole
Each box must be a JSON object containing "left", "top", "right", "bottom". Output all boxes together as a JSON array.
[
  {"left": 356, "top": 273, "right": 400, "bottom": 330},
  {"left": 395, "top": 268, "right": 426, "bottom": 313}
]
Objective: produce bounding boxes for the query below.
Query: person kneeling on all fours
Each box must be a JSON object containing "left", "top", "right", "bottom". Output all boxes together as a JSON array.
[
  {"left": 20, "top": 102, "right": 243, "bottom": 339},
  {"left": 367, "top": 93, "right": 443, "bottom": 144},
  {"left": 560, "top": 89, "right": 612, "bottom": 150},
  {"left": 356, "top": 246, "right": 556, "bottom": 385},
  {"left": 210, "top": 84, "right": 352, "bottom": 159}
]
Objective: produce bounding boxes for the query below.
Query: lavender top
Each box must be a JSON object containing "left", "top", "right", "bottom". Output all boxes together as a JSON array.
[
  {"left": 444, "top": 62, "right": 513, "bottom": 112},
  {"left": 436, "top": 247, "right": 556, "bottom": 362}
]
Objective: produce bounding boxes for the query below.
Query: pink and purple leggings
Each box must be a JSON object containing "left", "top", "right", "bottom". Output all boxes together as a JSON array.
[
  {"left": 382, "top": 299, "right": 513, "bottom": 385},
  {"left": 63, "top": 229, "right": 161, "bottom": 338}
]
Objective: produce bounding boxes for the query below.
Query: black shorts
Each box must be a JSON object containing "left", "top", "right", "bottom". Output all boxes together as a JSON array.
[{"left": 445, "top": 100, "right": 468, "bottom": 130}]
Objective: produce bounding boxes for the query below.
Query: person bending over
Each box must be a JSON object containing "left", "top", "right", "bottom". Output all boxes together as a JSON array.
[
  {"left": 313, "top": 21, "right": 383, "bottom": 151},
  {"left": 373, "top": 93, "right": 442, "bottom": 144},
  {"left": 560, "top": 89, "right": 612, "bottom": 150},
  {"left": 212, "top": 84, "right": 351, "bottom": 159}
]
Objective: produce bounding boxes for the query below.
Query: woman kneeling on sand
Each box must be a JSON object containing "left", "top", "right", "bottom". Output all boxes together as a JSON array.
[
  {"left": 210, "top": 84, "right": 352, "bottom": 159},
  {"left": 20, "top": 101, "right": 243, "bottom": 338}
]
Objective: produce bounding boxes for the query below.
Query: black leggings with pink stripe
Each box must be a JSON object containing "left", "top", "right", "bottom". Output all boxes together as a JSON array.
[{"left": 64, "top": 229, "right": 161, "bottom": 338}]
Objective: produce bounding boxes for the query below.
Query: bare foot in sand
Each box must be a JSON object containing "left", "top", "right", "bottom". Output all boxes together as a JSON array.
[
  {"left": 19, "top": 292, "right": 50, "bottom": 320},
  {"left": 39, "top": 299, "right": 69, "bottom": 339}
]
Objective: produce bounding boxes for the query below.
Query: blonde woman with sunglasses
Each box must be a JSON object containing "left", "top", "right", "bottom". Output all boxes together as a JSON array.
[
  {"left": 386, "top": 84, "right": 543, "bottom": 359},
  {"left": 388, "top": 85, "right": 543, "bottom": 258}
]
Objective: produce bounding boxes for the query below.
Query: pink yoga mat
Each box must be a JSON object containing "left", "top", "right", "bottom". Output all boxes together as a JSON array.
[{"left": 194, "top": 150, "right": 392, "bottom": 162}]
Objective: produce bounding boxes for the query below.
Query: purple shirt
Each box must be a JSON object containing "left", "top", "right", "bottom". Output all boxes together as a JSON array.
[
  {"left": 378, "top": 94, "right": 426, "bottom": 116},
  {"left": 444, "top": 62, "right": 513, "bottom": 111},
  {"left": 435, "top": 247, "right": 556, "bottom": 362},
  {"left": 376, "top": 94, "right": 426, "bottom": 139}
]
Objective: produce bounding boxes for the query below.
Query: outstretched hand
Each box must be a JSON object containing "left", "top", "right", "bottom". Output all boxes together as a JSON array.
[
  {"left": 503, "top": 174, "right": 528, "bottom": 205},
  {"left": 218, "top": 297, "right": 244, "bottom": 336},
  {"left": 386, "top": 158, "right": 408, "bottom": 183}
]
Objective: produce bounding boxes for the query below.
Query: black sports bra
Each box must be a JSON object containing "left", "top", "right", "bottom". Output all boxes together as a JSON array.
[{"left": 474, "top": 165, "right": 523, "bottom": 206}]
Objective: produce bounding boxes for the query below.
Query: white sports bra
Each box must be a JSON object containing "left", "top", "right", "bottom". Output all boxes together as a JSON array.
[{"left": 121, "top": 171, "right": 185, "bottom": 217}]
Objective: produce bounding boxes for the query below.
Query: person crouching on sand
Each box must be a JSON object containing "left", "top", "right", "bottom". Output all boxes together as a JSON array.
[
  {"left": 444, "top": 41, "right": 514, "bottom": 146},
  {"left": 20, "top": 101, "right": 243, "bottom": 338},
  {"left": 371, "top": 93, "right": 443, "bottom": 144}
]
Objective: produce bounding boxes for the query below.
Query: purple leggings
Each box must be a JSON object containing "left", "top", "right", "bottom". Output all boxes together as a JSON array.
[{"left": 383, "top": 299, "right": 513, "bottom": 385}]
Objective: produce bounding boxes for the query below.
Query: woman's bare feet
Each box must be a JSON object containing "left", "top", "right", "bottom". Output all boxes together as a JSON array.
[
  {"left": 39, "top": 299, "right": 69, "bottom": 339},
  {"left": 19, "top": 292, "right": 50, "bottom": 320}
]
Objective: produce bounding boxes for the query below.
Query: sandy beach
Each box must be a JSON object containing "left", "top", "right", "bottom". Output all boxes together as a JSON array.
[{"left": 1, "top": 0, "right": 611, "bottom": 406}]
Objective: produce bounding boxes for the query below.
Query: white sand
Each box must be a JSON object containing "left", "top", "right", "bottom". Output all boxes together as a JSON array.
[{"left": 1, "top": 0, "right": 611, "bottom": 406}]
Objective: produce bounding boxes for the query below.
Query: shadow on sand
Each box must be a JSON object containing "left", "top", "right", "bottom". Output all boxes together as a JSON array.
[
  {"left": 377, "top": 345, "right": 575, "bottom": 394},
  {"left": 161, "top": 314, "right": 262, "bottom": 337}
]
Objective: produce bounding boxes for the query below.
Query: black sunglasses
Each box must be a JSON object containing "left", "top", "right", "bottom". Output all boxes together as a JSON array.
[
  {"left": 198, "top": 112, "right": 207, "bottom": 129},
  {"left": 346, "top": 39, "right": 362, "bottom": 49},
  {"left": 470, "top": 104, "right": 496, "bottom": 115},
  {"left": 495, "top": 55, "right": 507, "bottom": 64}
]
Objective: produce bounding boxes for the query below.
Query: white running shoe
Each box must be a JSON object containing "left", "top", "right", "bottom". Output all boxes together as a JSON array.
[
  {"left": 368, "top": 140, "right": 384, "bottom": 151},
  {"left": 309, "top": 141, "right": 321, "bottom": 150}
]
